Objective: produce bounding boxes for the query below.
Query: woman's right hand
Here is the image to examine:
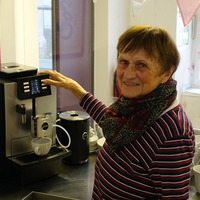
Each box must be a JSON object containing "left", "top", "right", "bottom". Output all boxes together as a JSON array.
[{"left": 38, "top": 70, "right": 87, "bottom": 99}]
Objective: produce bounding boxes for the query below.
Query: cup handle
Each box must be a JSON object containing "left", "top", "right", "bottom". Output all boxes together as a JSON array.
[{"left": 35, "top": 147, "right": 40, "bottom": 155}]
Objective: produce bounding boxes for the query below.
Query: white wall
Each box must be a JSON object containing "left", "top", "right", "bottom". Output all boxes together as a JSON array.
[
  {"left": 0, "top": 0, "right": 39, "bottom": 68},
  {"left": 94, "top": 0, "right": 130, "bottom": 106},
  {"left": 108, "top": 0, "right": 130, "bottom": 104},
  {"left": 130, "top": 0, "right": 177, "bottom": 41}
]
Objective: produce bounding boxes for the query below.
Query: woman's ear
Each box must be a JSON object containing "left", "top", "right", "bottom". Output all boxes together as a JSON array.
[{"left": 161, "top": 66, "right": 175, "bottom": 84}]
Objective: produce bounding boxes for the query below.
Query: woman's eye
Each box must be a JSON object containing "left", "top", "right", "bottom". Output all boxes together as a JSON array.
[
  {"left": 119, "top": 60, "right": 129, "bottom": 66},
  {"left": 136, "top": 62, "right": 146, "bottom": 68}
]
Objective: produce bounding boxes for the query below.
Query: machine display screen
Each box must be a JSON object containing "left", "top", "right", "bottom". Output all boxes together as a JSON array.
[
  {"left": 30, "top": 79, "right": 40, "bottom": 95},
  {"left": 17, "top": 74, "right": 51, "bottom": 100}
]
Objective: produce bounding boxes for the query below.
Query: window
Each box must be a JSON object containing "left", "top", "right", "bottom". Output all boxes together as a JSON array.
[
  {"left": 36, "top": 0, "right": 93, "bottom": 112},
  {"left": 37, "top": 0, "right": 52, "bottom": 71},
  {"left": 191, "top": 11, "right": 200, "bottom": 87}
]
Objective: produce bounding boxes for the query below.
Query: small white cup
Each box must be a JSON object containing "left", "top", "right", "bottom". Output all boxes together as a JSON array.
[
  {"left": 196, "top": 142, "right": 200, "bottom": 152},
  {"left": 31, "top": 137, "right": 52, "bottom": 156},
  {"left": 193, "top": 165, "right": 200, "bottom": 193},
  {"left": 193, "top": 152, "right": 199, "bottom": 165}
]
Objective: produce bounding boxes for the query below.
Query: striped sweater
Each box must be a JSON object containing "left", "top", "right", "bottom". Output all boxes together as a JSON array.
[{"left": 80, "top": 93, "right": 195, "bottom": 200}]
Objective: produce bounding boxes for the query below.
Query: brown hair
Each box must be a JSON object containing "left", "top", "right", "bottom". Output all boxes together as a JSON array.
[{"left": 117, "top": 25, "right": 180, "bottom": 75}]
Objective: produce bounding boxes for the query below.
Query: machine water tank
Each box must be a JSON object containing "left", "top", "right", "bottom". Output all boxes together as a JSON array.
[{"left": 57, "top": 111, "right": 90, "bottom": 164}]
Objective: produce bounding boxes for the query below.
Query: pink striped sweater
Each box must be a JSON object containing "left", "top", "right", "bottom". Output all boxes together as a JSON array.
[{"left": 80, "top": 93, "right": 195, "bottom": 200}]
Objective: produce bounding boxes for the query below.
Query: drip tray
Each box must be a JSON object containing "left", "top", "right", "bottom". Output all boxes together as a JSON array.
[
  {"left": 6, "top": 146, "right": 71, "bottom": 185},
  {"left": 16, "top": 147, "right": 65, "bottom": 163}
]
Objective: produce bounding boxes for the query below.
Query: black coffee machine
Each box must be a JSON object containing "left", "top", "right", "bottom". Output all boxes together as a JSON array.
[{"left": 0, "top": 63, "right": 71, "bottom": 185}]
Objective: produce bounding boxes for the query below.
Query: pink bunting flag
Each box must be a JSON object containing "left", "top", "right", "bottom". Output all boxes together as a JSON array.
[{"left": 177, "top": 0, "right": 200, "bottom": 26}]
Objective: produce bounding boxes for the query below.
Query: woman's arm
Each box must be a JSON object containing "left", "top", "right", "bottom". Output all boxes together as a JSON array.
[
  {"left": 38, "top": 70, "right": 108, "bottom": 125},
  {"left": 80, "top": 93, "right": 108, "bottom": 125},
  {"left": 38, "top": 70, "right": 87, "bottom": 99}
]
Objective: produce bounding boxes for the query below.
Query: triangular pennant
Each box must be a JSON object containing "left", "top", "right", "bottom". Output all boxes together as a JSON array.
[
  {"left": 131, "top": 0, "right": 147, "bottom": 16},
  {"left": 177, "top": 0, "right": 200, "bottom": 26}
]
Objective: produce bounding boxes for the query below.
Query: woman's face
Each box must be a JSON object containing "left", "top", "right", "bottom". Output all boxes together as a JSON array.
[{"left": 117, "top": 49, "right": 171, "bottom": 99}]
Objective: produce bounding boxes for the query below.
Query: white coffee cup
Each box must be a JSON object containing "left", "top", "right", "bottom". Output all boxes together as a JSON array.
[
  {"left": 193, "top": 165, "right": 200, "bottom": 193},
  {"left": 193, "top": 152, "right": 199, "bottom": 165},
  {"left": 196, "top": 142, "right": 200, "bottom": 152},
  {"left": 31, "top": 137, "right": 52, "bottom": 156}
]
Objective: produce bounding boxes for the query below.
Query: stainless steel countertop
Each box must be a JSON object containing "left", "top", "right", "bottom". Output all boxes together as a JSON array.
[{"left": 0, "top": 152, "right": 98, "bottom": 200}]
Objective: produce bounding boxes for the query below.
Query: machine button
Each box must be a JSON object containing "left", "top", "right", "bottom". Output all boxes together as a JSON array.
[
  {"left": 42, "top": 86, "right": 47, "bottom": 90},
  {"left": 24, "top": 86, "right": 30, "bottom": 89},
  {"left": 24, "top": 89, "right": 30, "bottom": 93},
  {"left": 23, "top": 82, "right": 29, "bottom": 85}
]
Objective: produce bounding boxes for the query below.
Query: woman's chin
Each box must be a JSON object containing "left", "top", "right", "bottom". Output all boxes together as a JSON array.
[
  {"left": 123, "top": 94, "right": 136, "bottom": 99},
  {"left": 122, "top": 93, "right": 143, "bottom": 99}
]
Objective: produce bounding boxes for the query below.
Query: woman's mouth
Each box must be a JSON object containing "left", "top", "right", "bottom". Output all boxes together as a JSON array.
[{"left": 124, "top": 82, "right": 138, "bottom": 86}]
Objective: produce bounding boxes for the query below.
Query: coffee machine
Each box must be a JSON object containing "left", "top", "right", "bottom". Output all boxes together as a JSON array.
[{"left": 0, "top": 63, "right": 71, "bottom": 185}]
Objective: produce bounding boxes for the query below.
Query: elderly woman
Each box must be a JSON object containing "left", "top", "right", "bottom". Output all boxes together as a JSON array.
[{"left": 39, "top": 25, "right": 195, "bottom": 199}]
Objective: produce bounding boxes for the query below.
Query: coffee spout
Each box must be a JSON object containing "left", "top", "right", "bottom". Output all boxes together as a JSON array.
[{"left": 16, "top": 104, "right": 26, "bottom": 124}]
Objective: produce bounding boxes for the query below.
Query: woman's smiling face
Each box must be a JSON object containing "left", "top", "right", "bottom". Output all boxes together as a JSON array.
[{"left": 117, "top": 49, "right": 171, "bottom": 99}]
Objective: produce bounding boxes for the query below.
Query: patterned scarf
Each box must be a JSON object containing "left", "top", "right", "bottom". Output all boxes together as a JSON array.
[{"left": 100, "top": 79, "right": 177, "bottom": 153}]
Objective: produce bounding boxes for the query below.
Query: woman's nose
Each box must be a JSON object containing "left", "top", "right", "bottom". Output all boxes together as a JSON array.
[{"left": 124, "top": 64, "right": 137, "bottom": 78}]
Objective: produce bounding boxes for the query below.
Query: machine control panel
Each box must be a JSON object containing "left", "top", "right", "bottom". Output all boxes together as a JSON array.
[{"left": 17, "top": 74, "right": 51, "bottom": 100}]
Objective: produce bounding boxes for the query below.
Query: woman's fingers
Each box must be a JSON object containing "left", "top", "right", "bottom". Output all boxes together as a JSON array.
[
  {"left": 39, "top": 70, "right": 60, "bottom": 81},
  {"left": 42, "top": 79, "right": 63, "bottom": 88},
  {"left": 39, "top": 70, "right": 69, "bottom": 89},
  {"left": 38, "top": 70, "right": 87, "bottom": 99}
]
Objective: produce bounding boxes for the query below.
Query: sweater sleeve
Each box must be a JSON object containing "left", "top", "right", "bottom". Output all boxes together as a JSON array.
[
  {"left": 141, "top": 106, "right": 195, "bottom": 199},
  {"left": 150, "top": 135, "right": 194, "bottom": 199},
  {"left": 80, "top": 92, "right": 107, "bottom": 125}
]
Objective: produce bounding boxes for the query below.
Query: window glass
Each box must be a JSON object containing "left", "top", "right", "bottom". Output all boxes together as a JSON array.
[
  {"left": 192, "top": 12, "right": 200, "bottom": 87},
  {"left": 37, "top": 0, "right": 52, "bottom": 71},
  {"left": 37, "top": 0, "right": 93, "bottom": 113}
]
